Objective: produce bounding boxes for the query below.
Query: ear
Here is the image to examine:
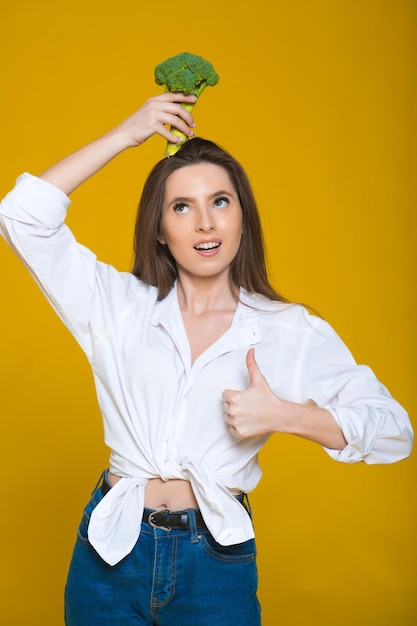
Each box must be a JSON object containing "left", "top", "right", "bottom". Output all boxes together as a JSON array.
[{"left": 157, "top": 234, "right": 167, "bottom": 245}]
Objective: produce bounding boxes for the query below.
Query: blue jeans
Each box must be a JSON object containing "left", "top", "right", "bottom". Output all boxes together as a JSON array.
[{"left": 64, "top": 472, "right": 261, "bottom": 625}]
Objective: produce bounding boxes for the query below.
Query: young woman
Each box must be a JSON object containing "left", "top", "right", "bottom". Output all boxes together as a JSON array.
[{"left": 0, "top": 92, "right": 413, "bottom": 626}]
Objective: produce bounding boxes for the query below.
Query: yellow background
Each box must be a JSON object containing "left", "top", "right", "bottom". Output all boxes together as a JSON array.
[{"left": 0, "top": 1, "right": 415, "bottom": 624}]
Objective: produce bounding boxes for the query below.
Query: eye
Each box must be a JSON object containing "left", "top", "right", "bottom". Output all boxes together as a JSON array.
[
  {"left": 173, "top": 202, "right": 190, "bottom": 214},
  {"left": 214, "top": 196, "right": 229, "bottom": 209}
]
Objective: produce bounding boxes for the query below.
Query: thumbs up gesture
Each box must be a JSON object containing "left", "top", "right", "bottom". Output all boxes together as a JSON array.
[
  {"left": 222, "top": 349, "right": 348, "bottom": 449},
  {"left": 222, "top": 348, "right": 281, "bottom": 439}
]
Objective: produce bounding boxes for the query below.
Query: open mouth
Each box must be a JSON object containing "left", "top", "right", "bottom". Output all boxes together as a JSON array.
[{"left": 194, "top": 242, "right": 221, "bottom": 251}]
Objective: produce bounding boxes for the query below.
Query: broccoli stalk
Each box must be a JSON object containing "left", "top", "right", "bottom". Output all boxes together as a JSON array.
[{"left": 154, "top": 52, "right": 219, "bottom": 157}]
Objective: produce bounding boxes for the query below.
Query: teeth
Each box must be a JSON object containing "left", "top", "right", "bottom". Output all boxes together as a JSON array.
[{"left": 195, "top": 242, "right": 221, "bottom": 250}]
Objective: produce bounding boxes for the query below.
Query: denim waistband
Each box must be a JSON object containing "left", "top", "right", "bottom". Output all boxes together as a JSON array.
[{"left": 99, "top": 470, "right": 246, "bottom": 531}]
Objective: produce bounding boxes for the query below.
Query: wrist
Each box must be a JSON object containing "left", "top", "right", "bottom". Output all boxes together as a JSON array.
[
  {"left": 100, "top": 126, "right": 135, "bottom": 154},
  {"left": 271, "top": 398, "right": 295, "bottom": 434}
]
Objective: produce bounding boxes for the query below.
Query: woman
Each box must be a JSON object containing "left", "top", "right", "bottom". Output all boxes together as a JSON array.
[{"left": 0, "top": 92, "right": 413, "bottom": 625}]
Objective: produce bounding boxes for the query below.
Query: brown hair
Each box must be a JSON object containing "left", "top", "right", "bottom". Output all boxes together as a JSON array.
[{"left": 132, "top": 137, "right": 288, "bottom": 303}]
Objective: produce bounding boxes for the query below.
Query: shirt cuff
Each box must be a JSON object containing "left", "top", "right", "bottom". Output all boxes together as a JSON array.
[
  {"left": 322, "top": 404, "right": 413, "bottom": 464},
  {"left": 1, "top": 172, "right": 71, "bottom": 229}
]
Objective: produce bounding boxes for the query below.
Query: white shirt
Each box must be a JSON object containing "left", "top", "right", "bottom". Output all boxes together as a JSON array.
[{"left": 0, "top": 173, "right": 413, "bottom": 565}]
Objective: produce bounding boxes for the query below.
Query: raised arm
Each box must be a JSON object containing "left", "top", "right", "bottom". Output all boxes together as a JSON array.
[
  {"left": 38, "top": 92, "right": 197, "bottom": 195},
  {"left": 0, "top": 92, "right": 196, "bottom": 357}
]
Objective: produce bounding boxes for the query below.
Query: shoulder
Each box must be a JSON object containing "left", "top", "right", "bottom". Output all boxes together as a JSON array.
[
  {"left": 93, "top": 261, "right": 159, "bottom": 308},
  {"left": 240, "top": 290, "right": 345, "bottom": 349},
  {"left": 240, "top": 290, "right": 325, "bottom": 329}
]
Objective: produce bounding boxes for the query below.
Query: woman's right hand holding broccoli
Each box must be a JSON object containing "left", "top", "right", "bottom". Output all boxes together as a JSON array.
[
  {"left": 114, "top": 92, "right": 197, "bottom": 149},
  {"left": 39, "top": 92, "right": 197, "bottom": 195}
]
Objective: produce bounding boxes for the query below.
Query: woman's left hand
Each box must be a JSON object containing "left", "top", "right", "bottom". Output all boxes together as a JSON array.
[
  {"left": 222, "top": 348, "right": 348, "bottom": 449},
  {"left": 222, "top": 349, "right": 280, "bottom": 438}
]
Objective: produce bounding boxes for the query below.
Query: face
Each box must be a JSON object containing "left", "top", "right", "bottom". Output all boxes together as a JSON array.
[{"left": 159, "top": 163, "right": 243, "bottom": 283}]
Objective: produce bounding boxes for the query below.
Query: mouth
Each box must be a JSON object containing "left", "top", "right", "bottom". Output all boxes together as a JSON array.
[{"left": 194, "top": 241, "right": 221, "bottom": 251}]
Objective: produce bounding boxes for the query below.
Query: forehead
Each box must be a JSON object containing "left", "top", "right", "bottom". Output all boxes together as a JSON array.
[{"left": 165, "top": 163, "right": 234, "bottom": 197}]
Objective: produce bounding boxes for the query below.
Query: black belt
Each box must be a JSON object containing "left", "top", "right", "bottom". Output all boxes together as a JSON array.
[
  {"left": 144, "top": 507, "right": 207, "bottom": 531},
  {"left": 100, "top": 477, "right": 244, "bottom": 531}
]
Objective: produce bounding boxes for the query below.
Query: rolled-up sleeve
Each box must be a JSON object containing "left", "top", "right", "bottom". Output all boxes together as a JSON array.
[
  {"left": 301, "top": 315, "right": 413, "bottom": 464},
  {"left": 0, "top": 173, "right": 97, "bottom": 356}
]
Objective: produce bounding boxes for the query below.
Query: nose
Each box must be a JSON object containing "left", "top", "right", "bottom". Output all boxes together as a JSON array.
[{"left": 195, "top": 207, "right": 215, "bottom": 232}]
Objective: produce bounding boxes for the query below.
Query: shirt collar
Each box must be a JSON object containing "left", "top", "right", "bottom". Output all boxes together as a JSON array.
[
  {"left": 150, "top": 283, "right": 177, "bottom": 326},
  {"left": 151, "top": 283, "right": 261, "bottom": 343}
]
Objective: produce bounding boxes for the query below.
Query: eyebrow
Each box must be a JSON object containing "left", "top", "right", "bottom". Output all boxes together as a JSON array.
[{"left": 167, "top": 190, "right": 234, "bottom": 207}]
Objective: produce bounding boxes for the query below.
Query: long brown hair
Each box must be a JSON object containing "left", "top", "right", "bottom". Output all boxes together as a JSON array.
[{"left": 132, "top": 137, "right": 288, "bottom": 303}]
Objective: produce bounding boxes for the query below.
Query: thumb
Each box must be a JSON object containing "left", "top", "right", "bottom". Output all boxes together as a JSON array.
[{"left": 246, "top": 348, "right": 266, "bottom": 388}]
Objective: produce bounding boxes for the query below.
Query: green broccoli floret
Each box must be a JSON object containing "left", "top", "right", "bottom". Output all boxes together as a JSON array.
[{"left": 154, "top": 52, "right": 219, "bottom": 156}]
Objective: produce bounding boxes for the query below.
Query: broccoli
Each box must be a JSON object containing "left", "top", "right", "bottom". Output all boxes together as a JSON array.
[{"left": 154, "top": 52, "right": 219, "bottom": 156}]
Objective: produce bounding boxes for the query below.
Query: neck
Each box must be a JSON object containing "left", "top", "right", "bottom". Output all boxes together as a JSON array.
[{"left": 176, "top": 275, "right": 239, "bottom": 316}]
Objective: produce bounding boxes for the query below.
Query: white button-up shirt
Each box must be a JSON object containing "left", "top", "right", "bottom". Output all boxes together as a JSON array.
[{"left": 0, "top": 173, "right": 413, "bottom": 565}]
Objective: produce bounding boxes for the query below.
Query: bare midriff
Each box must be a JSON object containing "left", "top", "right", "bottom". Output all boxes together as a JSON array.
[{"left": 107, "top": 471, "right": 199, "bottom": 510}]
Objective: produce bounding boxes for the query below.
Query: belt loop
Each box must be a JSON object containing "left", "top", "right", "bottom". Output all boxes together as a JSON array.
[
  {"left": 92, "top": 469, "right": 106, "bottom": 495},
  {"left": 243, "top": 493, "right": 253, "bottom": 518},
  {"left": 187, "top": 509, "right": 199, "bottom": 543}
]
